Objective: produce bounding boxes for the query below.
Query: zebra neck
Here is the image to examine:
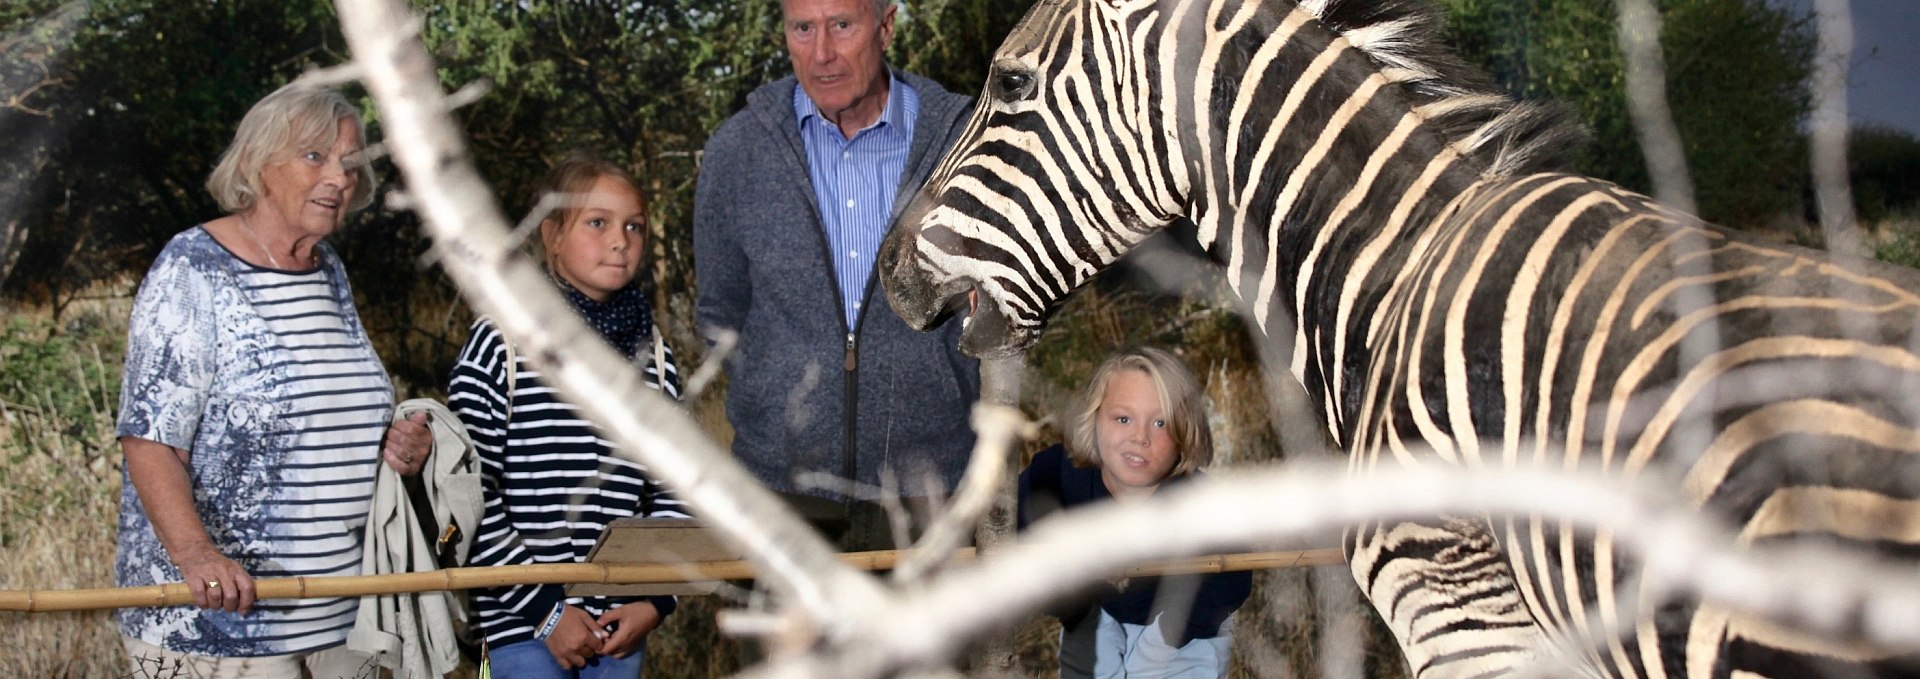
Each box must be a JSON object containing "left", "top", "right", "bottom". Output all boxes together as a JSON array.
[{"left": 1177, "top": 0, "right": 1488, "bottom": 442}]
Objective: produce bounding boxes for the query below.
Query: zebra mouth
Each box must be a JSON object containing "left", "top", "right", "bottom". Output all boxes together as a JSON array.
[
  {"left": 877, "top": 232, "right": 1031, "bottom": 357},
  {"left": 947, "top": 281, "right": 1029, "bottom": 359},
  {"left": 932, "top": 280, "right": 978, "bottom": 328},
  {"left": 958, "top": 289, "right": 979, "bottom": 329}
]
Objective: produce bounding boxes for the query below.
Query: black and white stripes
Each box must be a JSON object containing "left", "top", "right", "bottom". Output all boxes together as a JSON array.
[
  {"left": 446, "top": 317, "right": 685, "bottom": 648},
  {"left": 879, "top": 0, "right": 1920, "bottom": 677}
]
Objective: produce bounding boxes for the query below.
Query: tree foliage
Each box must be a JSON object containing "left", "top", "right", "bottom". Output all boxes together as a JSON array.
[
  {"left": 1849, "top": 125, "right": 1920, "bottom": 224},
  {"left": 1438, "top": 0, "right": 1815, "bottom": 224},
  {"left": 892, "top": 0, "right": 1031, "bottom": 95},
  {"left": 0, "top": 0, "right": 1031, "bottom": 388},
  {"left": 0, "top": 0, "right": 1859, "bottom": 381},
  {"left": 0, "top": 0, "right": 348, "bottom": 316},
  {"left": 414, "top": 0, "right": 789, "bottom": 343}
]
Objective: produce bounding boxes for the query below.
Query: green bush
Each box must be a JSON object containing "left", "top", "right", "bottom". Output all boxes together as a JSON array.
[
  {"left": 1852, "top": 126, "right": 1920, "bottom": 225},
  {"left": 1438, "top": 0, "right": 1814, "bottom": 225},
  {"left": 1874, "top": 228, "right": 1920, "bottom": 271},
  {"left": 0, "top": 312, "right": 122, "bottom": 454}
]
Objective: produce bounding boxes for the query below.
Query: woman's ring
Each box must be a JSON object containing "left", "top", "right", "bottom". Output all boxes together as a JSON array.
[
  {"left": 402, "top": 453, "right": 414, "bottom": 464},
  {"left": 206, "top": 579, "right": 220, "bottom": 590}
]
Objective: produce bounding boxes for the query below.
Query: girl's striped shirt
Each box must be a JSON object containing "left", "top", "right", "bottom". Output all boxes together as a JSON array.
[{"left": 447, "top": 316, "right": 684, "bottom": 647}]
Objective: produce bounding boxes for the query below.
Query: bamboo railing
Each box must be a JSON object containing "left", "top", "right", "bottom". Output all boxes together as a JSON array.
[{"left": 0, "top": 548, "right": 1342, "bottom": 613}]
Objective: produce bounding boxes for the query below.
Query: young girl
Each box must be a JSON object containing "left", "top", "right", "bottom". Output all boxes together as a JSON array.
[
  {"left": 448, "top": 156, "right": 683, "bottom": 678},
  {"left": 1018, "top": 347, "right": 1252, "bottom": 679}
]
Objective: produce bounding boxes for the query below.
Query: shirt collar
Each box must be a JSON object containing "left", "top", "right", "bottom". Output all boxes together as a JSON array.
[{"left": 793, "top": 68, "right": 910, "bottom": 140}]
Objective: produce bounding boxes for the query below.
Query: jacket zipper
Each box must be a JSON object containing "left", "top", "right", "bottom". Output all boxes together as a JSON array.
[
  {"left": 786, "top": 135, "right": 861, "bottom": 515},
  {"left": 842, "top": 331, "right": 859, "bottom": 518},
  {"left": 766, "top": 87, "right": 939, "bottom": 521}
]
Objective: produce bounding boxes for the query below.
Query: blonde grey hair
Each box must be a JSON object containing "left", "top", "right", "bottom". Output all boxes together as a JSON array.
[
  {"left": 205, "top": 83, "right": 376, "bottom": 214},
  {"left": 781, "top": 0, "right": 896, "bottom": 22},
  {"left": 1064, "top": 346, "right": 1216, "bottom": 478}
]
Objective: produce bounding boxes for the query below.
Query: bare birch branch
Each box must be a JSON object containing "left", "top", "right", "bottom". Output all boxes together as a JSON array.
[
  {"left": 1810, "top": 0, "right": 1866, "bottom": 257},
  {"left": 296, "top": 63, "right": 363, "bottom": 88},
  {"left": 745, "top": 463, "right": 1920, "bottom": 678},
  {"left": 963, "top": 355, "right": 1029, "bottom": 671},
  {"left": 1616, "top": 0, "right": 1698, "bottom": 215},
  {"left": 895, "top": 357, "right": 1030, "bottom": 587},
  {"left": 682, "top": 326, "right": 736, "bottom": 402},
  {"left": 332, "top": 0, "right": 884, "bottom": 631},
  {"left": 892, "top": 403, "right": 1032, "bottom": 583}
]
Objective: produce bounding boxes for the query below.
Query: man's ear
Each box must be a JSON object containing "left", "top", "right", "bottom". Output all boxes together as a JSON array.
[{"left": 879, "top": 3, "right": 897, "bottom": 46}]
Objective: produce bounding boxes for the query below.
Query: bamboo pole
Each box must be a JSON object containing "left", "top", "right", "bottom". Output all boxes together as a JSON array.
[{"left": 0, "top": 548, "right": 1341, "bottom": 614}]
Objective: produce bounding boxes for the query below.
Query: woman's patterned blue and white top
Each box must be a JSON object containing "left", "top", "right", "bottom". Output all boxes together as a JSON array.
[{"left": 115, "top": 226, "right": 394, "bottom": 656}]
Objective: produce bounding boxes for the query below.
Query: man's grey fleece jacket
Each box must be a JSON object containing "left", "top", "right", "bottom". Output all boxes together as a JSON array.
[{"left": 693, "top": 70, "right": 980, "bottom": 500}]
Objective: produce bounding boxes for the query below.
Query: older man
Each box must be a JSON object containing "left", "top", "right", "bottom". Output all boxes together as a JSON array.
[{"left": 693, "top": 0, "right": 978, "bottom": 551}]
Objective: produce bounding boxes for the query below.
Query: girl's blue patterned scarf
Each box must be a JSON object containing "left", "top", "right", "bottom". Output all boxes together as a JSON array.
[{"left": 555, "top": 275, "right": 652, "bottom": 360}]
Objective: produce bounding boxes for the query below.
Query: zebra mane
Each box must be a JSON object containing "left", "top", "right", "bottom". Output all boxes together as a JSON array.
[{"left": 1298, "top": 0, "right": 1586, "bottom": 177}]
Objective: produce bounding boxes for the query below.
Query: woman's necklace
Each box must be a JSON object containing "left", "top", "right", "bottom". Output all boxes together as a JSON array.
[{"left": 239, "top": 213, "right": 284, "bottom": 269}]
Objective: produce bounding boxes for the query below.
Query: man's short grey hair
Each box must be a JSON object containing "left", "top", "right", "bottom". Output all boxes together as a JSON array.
[
  {"left": 782, "top": 0, "right": 895, "bottom": 19},
  {"left": 205, "top": 83, "right": 376, "bottom": 214}
]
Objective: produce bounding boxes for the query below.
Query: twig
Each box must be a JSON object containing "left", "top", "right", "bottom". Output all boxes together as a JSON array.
[
  {"left": 293, "top": 63, "right": 365, "bottom": 88},
  {"left": 0, "top": 398, "right": 43, "bottom": 415},
  {"left": 445, "top": 77, "right": 491, "bottom": 111},
  {"left": 891, "top": 404, "right": 1032, "bottom": 583},
  {"left": 683, "top": 326, "right": 736, "bottom": 402},
  {"left": 740, "top": 463, "right": 1920, "bottom": 679}
]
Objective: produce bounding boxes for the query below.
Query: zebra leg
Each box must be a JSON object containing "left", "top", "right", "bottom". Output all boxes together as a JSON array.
[{"left": 1348, "top": 517, "right": 1553, "bottom": 679}]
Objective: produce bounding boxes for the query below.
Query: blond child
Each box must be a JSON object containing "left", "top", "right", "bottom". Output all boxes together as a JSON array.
[{"left": 1018, "top": 347, "right": 1251, "bottom": 679}]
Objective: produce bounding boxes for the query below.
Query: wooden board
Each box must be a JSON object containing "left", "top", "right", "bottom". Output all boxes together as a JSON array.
[{"left": 567, "top": 517, "right": 742, "bottom": 596}]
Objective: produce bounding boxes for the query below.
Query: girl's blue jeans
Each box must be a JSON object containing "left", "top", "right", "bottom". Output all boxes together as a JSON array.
[{"left": 487, "top": 639, "right": 645, "bottom": 679}]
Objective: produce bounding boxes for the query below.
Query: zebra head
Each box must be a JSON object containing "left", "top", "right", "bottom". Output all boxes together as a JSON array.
[
  {"left": 879, "top": 0, "right": 1199, "bottom": 359},
  {"left": 881, "top": 0, "right": 1577, "bottom": 359}
]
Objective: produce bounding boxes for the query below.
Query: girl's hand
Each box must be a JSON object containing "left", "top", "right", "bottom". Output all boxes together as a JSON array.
[
  {"left": 545, "top": 605, "right": 608, "bottom": 669},
  {"left": 382, "top": 411, "right": 432, "bottom": 476},
  {"left": 174, "top": 543, "right": 256, "bottom": 614},
  {"left": 597, "top": 601, "right": 662, "bottom": 659}
]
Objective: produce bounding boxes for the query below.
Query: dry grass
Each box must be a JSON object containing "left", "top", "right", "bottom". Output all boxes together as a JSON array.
[{"left": 1, "top": 293, "right": 133, "bottom": 678}]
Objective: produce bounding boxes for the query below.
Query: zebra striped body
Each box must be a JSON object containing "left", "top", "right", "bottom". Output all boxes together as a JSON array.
[{"left": 876, "top": 0, "right": 1920, "bottom": 676}]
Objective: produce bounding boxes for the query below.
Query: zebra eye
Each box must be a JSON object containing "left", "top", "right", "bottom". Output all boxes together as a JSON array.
[{"left": 993, "top": 70, "right": 1035, "bottom": 103}]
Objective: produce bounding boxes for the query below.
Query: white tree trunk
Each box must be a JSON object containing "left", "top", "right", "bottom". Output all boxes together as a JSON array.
[
  {"left": 1811, "top": 0, "right": 1866, "bottom": 258},
  {"left": 1616, "top": 0, "right": 1698, "bottom": 216}
]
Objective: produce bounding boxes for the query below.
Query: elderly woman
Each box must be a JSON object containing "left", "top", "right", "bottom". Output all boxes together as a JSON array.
[{"left": 114, "top": 82, "right": 431, "bottom": 676}]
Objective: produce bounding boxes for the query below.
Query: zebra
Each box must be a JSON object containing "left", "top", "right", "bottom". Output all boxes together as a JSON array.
[{"left": 875, "top": 0, "right": 1920, "bottom": 676}]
